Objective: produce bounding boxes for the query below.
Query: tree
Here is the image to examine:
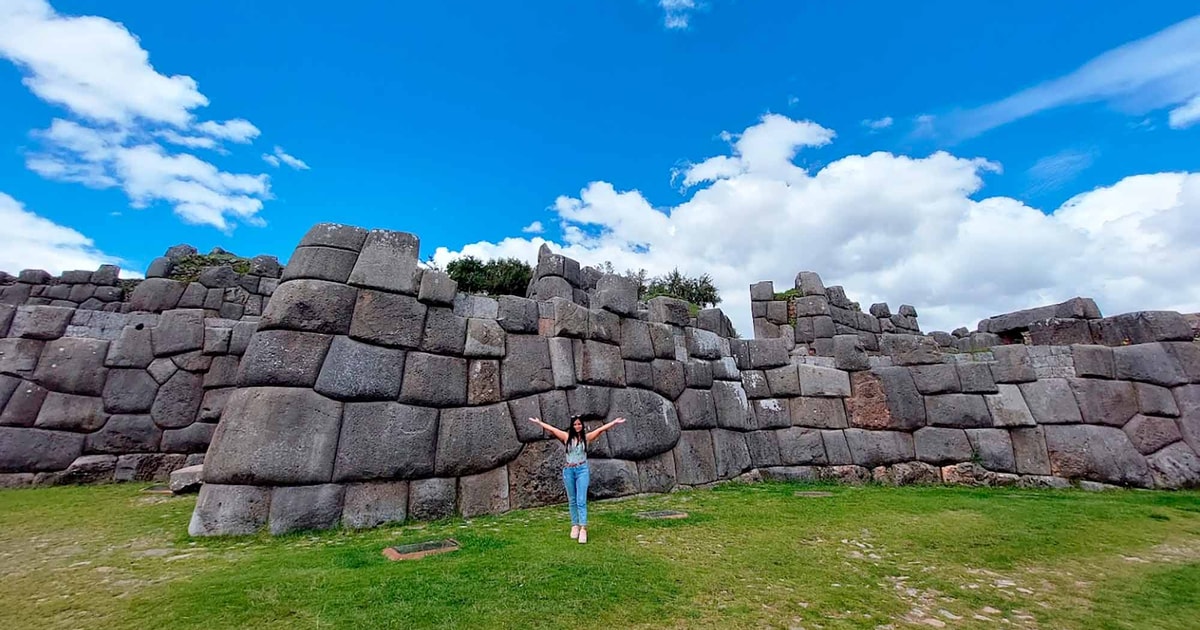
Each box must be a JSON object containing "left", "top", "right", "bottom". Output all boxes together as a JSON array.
[
  {"left": 645, "top": 267, "right": 720, "bottom": 308},
  {"left": 446, "top": 255, "right": 533, "bottom": 297}
]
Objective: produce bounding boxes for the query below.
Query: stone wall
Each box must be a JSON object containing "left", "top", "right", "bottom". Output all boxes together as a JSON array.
[
  {"left": 750, "top": 272, "right": 921, "bottom": 357},
  {"left": 0, "top": 246, "right": 281, "bottom": 486},
  {"left": 186, "top": 223, "right": 1200, "bottom": 537}
]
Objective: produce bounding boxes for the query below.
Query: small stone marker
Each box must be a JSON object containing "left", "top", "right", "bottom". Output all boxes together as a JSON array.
[
  {"left": 794, "top": 491, "right": 834, "bottom": 498},
  {"left": 382, "top": 539, "right": 460, "bottom": 561},
  {"left": 633, "top": 510, "right": 689, "bottom": 520}
]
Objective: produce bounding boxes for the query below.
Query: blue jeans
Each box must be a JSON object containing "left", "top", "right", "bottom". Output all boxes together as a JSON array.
[{"left": 562, "top": 464, "right": 590, "bottom": 526}]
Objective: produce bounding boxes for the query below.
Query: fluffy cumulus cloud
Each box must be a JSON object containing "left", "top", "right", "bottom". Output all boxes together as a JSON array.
[
  {"left": 658, "top": 0, "right": 698, "bottom": 30},
  {"left": 0, "top": 0, "right": 293, "bottom": 231},
  {"left": 0, "top": 192, "right": 134, "bottom": 276},
  {"left": 947, "top": 14, "right": 1200, "bottom": 138},
  {"left": 432, "top": 113, "right": 1200, "bottom": 336}
]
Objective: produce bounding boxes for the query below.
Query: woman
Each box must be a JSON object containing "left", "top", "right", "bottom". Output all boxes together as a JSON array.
[{"left": 527, "top": 414, "right": 626, "bottom": 544}]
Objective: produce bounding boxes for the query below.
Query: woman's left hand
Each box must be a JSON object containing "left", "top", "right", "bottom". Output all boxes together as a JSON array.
[{"left": 612, "top": 417, "right": 626, "bottom": 424}]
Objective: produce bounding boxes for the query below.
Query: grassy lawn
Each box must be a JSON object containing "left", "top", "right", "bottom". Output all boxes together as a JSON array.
[{"left": 1, "top": 482, "right": 1198, "bottom": 629}]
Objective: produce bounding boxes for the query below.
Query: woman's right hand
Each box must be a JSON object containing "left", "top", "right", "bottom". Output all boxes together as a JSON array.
[{"left": 528, "top": 417, "right": 541, "bottom": 425}]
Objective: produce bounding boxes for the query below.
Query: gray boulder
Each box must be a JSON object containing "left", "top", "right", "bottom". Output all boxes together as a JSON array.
[
  {"left": 797, "top": 364, "right": 851, "bottom": 397},
  {"left": 458, "top": 466, "right": 511, "bottom": 517},
  {"left": 1072, "top": 344, "right": 1115, "bottom": 378},
  {"left": 1010, "top": 426, "right": 1052, "bottom": 475},
  {"left": 843, "top": 429, "right": 915, "bottom": 468},
  {"left": 990, "top": 345, "right": 1037, "bottom": 383},
  {"left": 128, "top": 278, "right": 185, "bottom": 311},
  {"left": 347, "top": 230, "right": 421, "bottom": 295},
  {"left": 237, "top": 330, "right": 332, "bottom": 387},
  {"left": 966, "top": 428, "right": 1016, "bottom": 472},
  {"left": 1018, "top": 378, "right": 1083, "bottom": 424},
  {"left": 1134, "top": 383, "right": 1180, "bottom": 417},
  {"left": 573, "top": 339, "right": 625, "bottom": 386},
  {"left": 298, "top": 223, "right": 369, "bottom": 251},
  {"left": 496, "top": 295, "right": 539, "bottom": 333},
  {"left": 620, "top": 319, "right": 655, "bottom": 361},
  {"left": 348, "top": 289, "right": 426, "bottom": 348},
  {"left": 711, "top": 381, "right": 754, "bottom": 430},
  {"left": 435, "top": 403, "right": 522, "bottom": 476},
  {"left": 752, "top": 398, "right": 791, "bottom": 429},
  {"left": 150, "top": 370, "right": 205, "bottom": 429},
  {"left": 282, "top": 246, "right": 359, "bottom": 283},
  {"left": 605, "top": 388, "right": 680, "bottom": 460},
  {"left": 259, "top": 279, "right": 358, "bottom": 335},
  {"left": 0, "top": 427, "right": 84, "bottom": 472},
  {"left": 1122, "top": 414, "right": 1183, "bottom": 455},
  {"left": 169, "top": 464, "right": 205, "bottom": 494},
  {"left": 408, "top": 478, "right": 457, "bottom": 521},
  {"left": 1044, "top": 424, "right": 1152, "bottom": 487},
  {"left": 1068, "top": 378, "right": 1138, "bottom": 426},
  {"left": 9, "top": 305, "right": 74, "bottom": 340},
  {"left": 789, "top": 396, "right": 848, "bottom": 429},
  {"left": 592, "top": 274, "right": 638, "bottom": 315},
  {"left": 1146, "top": 442, "right": 1200, "bottom": 489},
  {"left": 342, "top": 481, "right": 409, "bottom": 529},
  {"left": 1112, "top": 343, "right": 1188, "bottom": 387},
  {"left": 675, "top": 388, "right": 718, "bottom": 429},
  {"left": 188, "top": 484, "right": 271, "bottom": 536},
  {"left": 880, "top": 334, "right": 941, "bottom": 365},
  {"left": 956, "top": 361, "right": 998, "bottom": 394},
  {"left": 914, "top": 427, "right": 972, "bottom": 464},
  {"left": 399, "top": 352, "right": 467, "bottom": 406},
  {"left": 102, "top": 369, "right": 159, "bottom": 413},
  {"left": 637, "top": 451, "right": 677, "bottom": 493},
  {"left": 909, "top": 364, "right": 961, "bottom": 394},
  {"left": 777, "top": 427, "right": 827, "bottom": 466},
  {"left": 984, "top": 384, "right": 1036, "bottom": 427},
  {"left": 508, "top": 440, "right": 567, "bottom": 509},
  {"left": 711, "top": 429, "right": 752, "bottom": 479},
  {"left": 673, "top": 430, "right": 717, "bottom": 485},
  {"left": 587, "top": 459, "right": 640, "bottom": 498},
  {"left": 35, "top": 392, "right": 107, "bottom": 431},
  {"left": 746, "top": 430, "right": 782, "bottom": 467},
  {"left": 501, "top": 335, "right": 554, "bottom": 398},
  {"left": 315, "top": 336, "right": 405, "bottom": 401},
  {"left": 465, "top": 318, "right": 505, "bottom": 357},
  {"left": 269, "top": 484, "right": 345, "bottom": 534},
  {"left": 33, "top": 337, "right": 109, "bottom": 395}
]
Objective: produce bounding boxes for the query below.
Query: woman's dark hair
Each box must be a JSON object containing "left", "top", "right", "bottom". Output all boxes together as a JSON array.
[{"left": 565, "top": 415, "right": 587, "bottom": 452}]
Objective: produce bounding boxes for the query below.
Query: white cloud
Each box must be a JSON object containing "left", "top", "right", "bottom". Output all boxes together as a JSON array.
[
  {"left": 659, "top": 0, "right": 698, "bottom": 30},
  {"left": 262, "top": 146, "right": 309, "bottom": 170},
  {"left": 862, "top": 116, "right": 894, "bottom": 131},
  {"left": 0, "top": 0, "right": 289, "bottom": 231},
  {"left": 195, "top": 118, "right": 260, "bottom": 143},
  {"left": 432, "top": 114, "right": 1200, "bottom": 337},
  {"left": 1169, "top": 94, "right": 1200, "bottom": 129},
  {"left": 0, "top": 191, "right": 135, "bottom": 277},
  {"left": 948, "top": 15, "right": 1200, "bottom": 138},
  {"left": 1027, "top": 148, "right": 1096, "bottom": 194},
  {"left": 522, "top": 221, "right": 545, "bottom": 234}
]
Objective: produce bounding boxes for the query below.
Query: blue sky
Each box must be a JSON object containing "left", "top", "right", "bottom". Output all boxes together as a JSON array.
[{"left": 1, "top": 0, "right": 1199, "bottom": 333}]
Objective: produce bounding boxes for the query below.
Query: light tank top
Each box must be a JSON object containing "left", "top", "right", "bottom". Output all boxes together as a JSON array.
[{"left": 565, "top": 438, "right": 587, "bottom": 466}]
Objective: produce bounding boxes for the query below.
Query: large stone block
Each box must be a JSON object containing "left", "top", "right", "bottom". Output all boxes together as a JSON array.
[
  {"left": 984, "top": 384, "right": 1036, "bottom": 427},
  {"left": 573, "top": 339, "right": 625, "bottom": 386},
  {"left": 764, "top": 365, "right": 800, "bottom": 397},
  {"left": 845, "top": 368, "right": 925, "bottom": 430},
  {"left": 204, "top": 387, "right": 343, "bottom": 485},
  {"left": 159, "top": 421, "right": 214, "bottom": 453},
  {"left": 0, "top": 427, "right": 84, "bottom": 472},
  {"left": 149, "top": 309, "right": 205, "bottom": 357},
  {"left": 925, "top": 394, "right": 992, "bottom": 429},
  {"left": 0, "top": 380, "right": 48, "bottom": 426},
  {"left": 568, "top": 385, "right": 612, "bottom": 420},
  {"left": 746, "top": 430, "right": 782, "bottom": 467},
  {"left": 624, "top": 360, "right": 653, "bottom": 389},
  {"left": 347, "top": 230, "right": 421, "bottom": 294},
  {"left": 1177, "top": 385, "right": 1200, "bottom": 455},
  {"left": 711, "top": 429, "right": 752, "bottom": 479},
  {"left": 1092, "top": 311, "right": 1192, "bottom": 345},
  {"left": 648, "top": 322, "right": 676, "bottom": 359},
  {"left": 9, "top": 305, "right": 74, "bottom": 340},
  {"left": 914, "top": 427, "right": 972, "bottom": 464},
  {"left": 528, "top": 275, "right": 573, "bottom": 301},
  {"left": 420, "top": 307, "right": 467, "bottom": 354},
  {"left": 342, "top": 481, "right": 409, "bottom": 529},
  {"left": 259, "top": 279, "right": 357, "bottom": 335},
  {"left": 237, "top": 329, "right": 332, "bottom": 387},
  {"left": 966, "top": 428, "right": 1016, "bottom": 472},
  {"left": 453, "top": 294, "right": 499, "bottom": 319},
  {"left": 282, "top": 246, "right": 359, "bottom": 283},
  {"left": 1146, "top": 442, "right": 1200, "bottom": 489},
  {"left": 496, "top": 295, "right": 539, "bottom": 333},
  {"left": 33, "top": 337, "right": 109, "bottom": 395},
  {"left": 777, "top": 427, "right": 827, "bottom": 466},
  {"left": 583, "top": 459, "right": 636, "bottom": 499},
  {"left": 685, "top": 327, "right": 723, "bottom": 361},
  {"left": 102, "top": 369, "right": 159, "bottom": 413},
  {"left": 0, "top": 303, "right": 13, "bottom": 337},
  {"left": 546, "top": 298, "right": 588, "bottom": 337},
  {"left": 990, "top": 345, "right": 1037, "bottom": 383},
  {"left": 0, "top": 338, "right": 43, "bottom": 378},
  {"left": 592, "top": 274, "right": 638, "bottom": 315},
  {"left": 1018, "top": 378, "right": 1083, "bottom": 424},
  {"left": 821, "top": 430, "right": 854, "bottom": 465},
  {"left": 605, "top": 388, "right": 681, "bottom": 460},
  {"left": 910, "top": 364, "right": 960, "bottom": 394},
  {"left": 331, "top": 403, "right": 439, "bottom": 482},
  {"left": 956, "top": 361, "right": 998, "bottom": 394},
  {"left": 507, "top": 440, "right": 567, "bottom": 509},
  {"left": 796, "top": 364, "right": 851, "bottom": 397},
  {"left": 199, "top": 388, "right": 232, "bottom": 422},
  {"left": 651, "top": 358, "right": 685, "bottom": 400},
  {"left": 315, "top": 336, "right": 405, "bottom": 401},
  {"left": 789, "top": 396, "right": 848, "bottom": 429},
  {"left": 616, "top": 320, "right": 652, "bottom": 362},
  {"left": 35, "top": 392, "right": 107, "bottom": 431},
  {"left": 1112, "top": 343, "right": 1188, "bottom": 387},
  {"left": 435, "top": 402, "right": 521, "bottom": 476},
  {"left": 711, "top": 381, "right": 754, "bottom": 430},
  {"left": 1044, "top": 424, "right": 1152, "bottom": 487},
  {"left": 843, "top": 429, "right": 915, "bottom": 468},
  {"left": 637, "top": 450, "right": 677, "bottom": 493},
  {"left": 457, "top": 466, "right": 511, "bottom": 517},
  {"left": 465, "top": 318, "right": 505, "bottom": 357},
  {"left": 675, "top": 388, "right": 718, "bottom": 429},
  {"left": 1122, "top": 414, "right": 1183, "bottom": 455},
  {"left": 502, "top": 335, "right": 554, "bottom": 397},
  {"left": 648, "top": 296, "right": 690, "bottom": 326},
  {"left": 399, "top": 352, "right": 467, "bottom": 406},
  {"left": 1134, "top": 383, "right": 1180, "bottom": 417},
  {"left": 188, "top": 484, "right": 271, "bottom": 536},
  {"left": 753, "top": 398, "right": 791, "bottom": 429},
  {"left": 348, "top": 289, "right": 426, "bottom": 348},
  {"left": 880, "top": 334, "right": 940, "bottom": 365},
  {"left": 127, "top": 278, "right": 186, "bottom": 312},
  {"left": 151, "top": 369, "right": 205, "bottom": 429},
  {"left": 298, "top": 222, "right": 369, "bottom": 251},
  {"left": 673, "top": 430, "right": 717, "bottom": 485},
  {"left": 548, "top": 337, "right": 576, "bottom": 389},
  {"left": 742, "top": 370, "right": 771, "bottom": 399},
  {"left": 587, "top": 308, "right": 620, "bottom": 343},
  {"left": 746, "top": 339, "right": 789, "bottom": 370},
  {"left": 1072, "top": 344, "right": 1115, "bottom": 379},
  {"left": 1068, "top": 378, "right": 1138, "bottom": 426},
  {"left": 468, "top": 360, "right": 502, "bottom": 405},
  {"left": 1010, "top": 426, "right": 1051, "bottom": 475},
  {"left": 408, "top": 478, "right": 457, "bottom": 521},
  {"left": 1162, "top": 342, "right": 1200, "bottom": 382},
  {"left": 269, "top": 484, "right": 345, "bottom": 534}
]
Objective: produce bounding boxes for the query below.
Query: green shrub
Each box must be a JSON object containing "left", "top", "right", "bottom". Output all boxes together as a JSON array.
[{"left": 446, "top": 256, "right": 533, "bottom": 297}]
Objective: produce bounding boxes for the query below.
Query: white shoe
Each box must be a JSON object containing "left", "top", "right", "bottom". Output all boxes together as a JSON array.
[
  {"left": 578, "top": 529, "right": 588, "bottom": 544},
  {"left": 570, "top": 525, "right": 580, "bottom": 539}
]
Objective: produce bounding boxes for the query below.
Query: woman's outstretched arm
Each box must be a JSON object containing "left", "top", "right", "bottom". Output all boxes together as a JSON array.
[
  {"left": 586, "top": 417, "right": 626, "bottom": 443},
  {"left": 528, "top": 417, "right": 569, "bottom": 443}
]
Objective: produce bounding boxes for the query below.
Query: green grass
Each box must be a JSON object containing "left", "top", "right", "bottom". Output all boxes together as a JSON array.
[{"left": 2, "top": 483, "right": 1198, "bottom": 629}]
